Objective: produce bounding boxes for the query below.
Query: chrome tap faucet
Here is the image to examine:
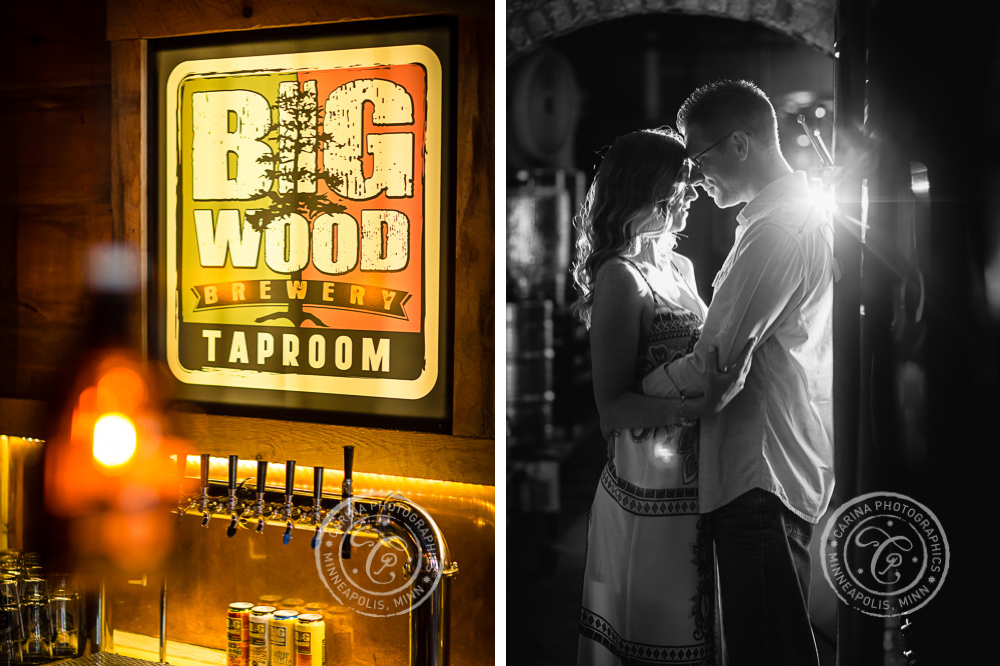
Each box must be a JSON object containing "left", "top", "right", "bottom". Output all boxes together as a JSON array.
[
  {"left": 281, "top": 460, "right": 296, "bottom": 544},
  {"left": 198, "top": 454, "right": 212, "bottom": 528},
  {"left": 172, "top": 452, "right": 458, "bottom": 666}
]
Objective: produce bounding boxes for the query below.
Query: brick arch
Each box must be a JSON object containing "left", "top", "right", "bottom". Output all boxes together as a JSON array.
[{"left": 507, "top": 0, "right": 835, "bottom": 63}]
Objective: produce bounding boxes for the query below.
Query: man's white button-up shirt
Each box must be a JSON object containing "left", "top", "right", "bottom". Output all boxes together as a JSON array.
[{"left": 642, "top": 171, "right": 836, "bottom": 523}]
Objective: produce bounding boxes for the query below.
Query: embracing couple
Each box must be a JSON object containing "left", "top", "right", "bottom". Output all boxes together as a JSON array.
[{"left": 573, "top": 80, "right": 836, "bottom": 666}]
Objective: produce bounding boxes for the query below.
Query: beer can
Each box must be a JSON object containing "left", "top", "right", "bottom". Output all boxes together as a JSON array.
[
  {"left": 302, "top": 602, "right": 328, "bottom": 614},
  {"left": 323, "top": 609, "right": 352, "bottom": 665},
  {"left": 226, "top": 602, "right": 254, "bottom": 666},
  {"left": 249, "top": 606, "right": 276, "bottom": 666},
  {"left": 294, "top": 614, "right": 325, "bottom": 666},
  {"left": 269, "top": 610, "right": 299, "bottom": 666}
]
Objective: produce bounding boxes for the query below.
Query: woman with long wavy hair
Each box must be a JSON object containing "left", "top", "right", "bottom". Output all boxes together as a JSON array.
[{"left": 574, "top": 128, "right": 750, "bottom": 665}]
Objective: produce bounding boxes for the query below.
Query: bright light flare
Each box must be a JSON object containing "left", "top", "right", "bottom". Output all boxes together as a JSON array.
[
  {"left": 808, "top": 186, "right": 838, "bottom": 215},
  {"left": 652, "top": 442, "right": 675, "bottom": 464},
  {"left": 93, "top": 414, "right": 137, "bottom": 467}
]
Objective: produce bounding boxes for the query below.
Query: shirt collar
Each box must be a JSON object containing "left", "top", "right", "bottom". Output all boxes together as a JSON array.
[{"left": 736, "top": 171, "right": 811, "bottom": 228}]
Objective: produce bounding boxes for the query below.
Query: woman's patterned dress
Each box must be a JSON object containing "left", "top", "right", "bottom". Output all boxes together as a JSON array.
[{"left": 578, "top": 261, "right": 714, "bottom": 666}]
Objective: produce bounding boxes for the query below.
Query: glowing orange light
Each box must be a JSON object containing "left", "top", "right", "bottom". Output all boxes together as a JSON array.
[
  {"left": 45, "top": 349, "right": 185, "bottom": 576},
  {"left": 92, "top": 413, "right": 138, "bottom": 467},
  {"left": 95, "top": 365, "right": 147, "bottom": 413}
]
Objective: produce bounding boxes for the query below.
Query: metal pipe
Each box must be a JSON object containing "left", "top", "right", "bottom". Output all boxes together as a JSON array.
[
  {"left": 159, "top": 575, "right": 167, "bottom": 663},
  {"left": 797, "top": 114, "right": 834, "bottom": 168},
  {"left": 97, "top": 578, "right": 113, "bottom": 653}
]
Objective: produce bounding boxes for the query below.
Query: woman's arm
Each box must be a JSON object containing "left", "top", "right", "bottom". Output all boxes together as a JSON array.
[{"left": 590, "top": 261, "right": 691, "bottom": 430}]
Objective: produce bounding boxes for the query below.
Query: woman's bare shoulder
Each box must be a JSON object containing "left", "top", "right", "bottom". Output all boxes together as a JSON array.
[
  {"left": 672, "top": 253, "right": 698, "bottom": 278},
  {"left": 597, "top": 255, "right": 647, "bottom": 277},
  {"left": 672, "top": 252, "right": 695, "bottom": 270},
  {"left": 595, "top": 257, "right": 647, "bottom": 292}
]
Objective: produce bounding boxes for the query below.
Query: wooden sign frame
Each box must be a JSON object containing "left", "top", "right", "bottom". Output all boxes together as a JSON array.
[{"left": 148, "top": 20, "right": 455, "bottom": 430}]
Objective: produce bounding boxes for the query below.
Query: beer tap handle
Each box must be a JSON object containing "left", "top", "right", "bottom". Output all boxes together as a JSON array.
[
  {"left": 254, "top": 461, "right": 268, "bottom": 533},
  {"left": 341, "top": 446, "right": 355, "bottom": 560},
  {"left": 226, "top": 455, "right": 240, "bottom": 537},
  {"left": 343, "top": 447, "right": 354, "bottom": 484},
  {"left": 256, "top": 461, "right": 268, "bottom": 496},
  {"left": 310, "top": 466, "right": 325, "bottom": 549},
  {"left": 313, "top": 467, "right": 324, "bottom": 507},
  {"left": 284, "top": 460, "right": 296, "bottom": 498},
  {"left": 199, "top": 454, "right": 211, "bottom": 528},
  {"left": 200, "top": 454, "right": 210, "bottom": 491},
  {"left": 282, "top": 460, "right": 296, "bottom": 545}
]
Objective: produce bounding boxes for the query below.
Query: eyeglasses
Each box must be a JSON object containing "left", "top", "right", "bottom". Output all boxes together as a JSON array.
[{"left": 688, "top": 131, "right": 751, "bottom": 170}]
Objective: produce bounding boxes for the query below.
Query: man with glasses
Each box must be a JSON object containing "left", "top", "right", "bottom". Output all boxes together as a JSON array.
[{"left": 642, "top": 80, "right": 835, "bottom": 666}]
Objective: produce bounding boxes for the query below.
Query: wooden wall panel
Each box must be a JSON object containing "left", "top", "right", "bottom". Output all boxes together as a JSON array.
[
  {"left": 452, "top": 17, "right": 496, "bottom": 439},
  {"left": 0, "top": 0, "right": 112, "bottom": 401},
  {"left": 168, "top": 411, "right": 493, "bottom": 485},
  {"left": 106, "top": 0, "right": 492, "bottom": 40},
  {"left": 16, "top": 203, "right": 111, "bottom": 322},
  {"left": 7, "top": 87, "right": 112, "bottom": 207},
  {"left": 1, "top": 2, "right": 111, "bottom": 91},
  {"left": 111, "top": 39, "right": 147, "bottom": 353}
]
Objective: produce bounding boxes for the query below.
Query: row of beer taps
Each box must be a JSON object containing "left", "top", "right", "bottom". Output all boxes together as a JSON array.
[{"left": 177, "top": 446, "right": 356, "bottom": 555}]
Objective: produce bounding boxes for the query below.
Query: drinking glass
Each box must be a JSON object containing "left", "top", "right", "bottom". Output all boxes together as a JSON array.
[
  {"left": 47, "top": 573, "right": 80, "bottom": 658},
  {"left": 19, "top": 577, "right": 52, "bottom": 660},
  {"left": 0, "top": 577, "right": 25, "bottom": 661}
]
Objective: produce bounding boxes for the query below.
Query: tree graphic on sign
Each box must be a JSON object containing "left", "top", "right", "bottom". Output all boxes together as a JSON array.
[{"left": 246, "top": 79, "right": 342, "bottom": 328}]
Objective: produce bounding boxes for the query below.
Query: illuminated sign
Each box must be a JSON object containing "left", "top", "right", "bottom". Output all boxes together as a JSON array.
[{"left": 154, "top": 26, "right": 451, "bottom": 421}]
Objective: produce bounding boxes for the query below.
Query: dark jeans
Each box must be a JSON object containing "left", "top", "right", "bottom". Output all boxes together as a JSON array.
[{"left": 711, "top": 488, "right": 819, "bottom": 666}]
